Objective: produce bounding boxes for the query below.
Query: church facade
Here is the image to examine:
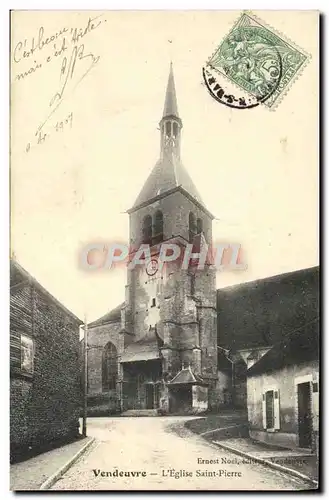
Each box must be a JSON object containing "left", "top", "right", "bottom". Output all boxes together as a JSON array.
[
  {"left": 86, "top": 65, "right": 218, "bottom": 415},
  {"left": 84, "top": 67, "right": 319, "bottom": 417}
]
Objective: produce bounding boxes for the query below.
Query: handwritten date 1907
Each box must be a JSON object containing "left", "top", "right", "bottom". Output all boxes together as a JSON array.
[
  {"left": 26, "top": 111, "right": 73, "bottom": 152},
  {"left": 55, "top": 112, "right": 73, "bottom": 132}
]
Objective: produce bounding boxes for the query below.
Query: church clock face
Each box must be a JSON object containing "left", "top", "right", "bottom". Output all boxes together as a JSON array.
[{"left": 146, "top": 259, "right": 158, "bottom": 277}]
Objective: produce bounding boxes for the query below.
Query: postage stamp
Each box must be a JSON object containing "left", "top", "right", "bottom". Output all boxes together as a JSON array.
[{"left": 204, "top": 12, "right": 310, "bottom": 109}]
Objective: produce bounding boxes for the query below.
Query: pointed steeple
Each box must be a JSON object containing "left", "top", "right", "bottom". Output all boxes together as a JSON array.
[
  {"left": 129, "top": 65, "right": 210, "bottom": 216},
  {"left": 159, "top": 63, "right": 182, "bottom": 161},
  {"left": 162, "top": 62, "right": 179, "bottom": 119}
]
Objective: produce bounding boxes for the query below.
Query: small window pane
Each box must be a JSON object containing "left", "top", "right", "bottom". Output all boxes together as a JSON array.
[{"left": 21, "top": 335, "right": 34, "bottom": 374}]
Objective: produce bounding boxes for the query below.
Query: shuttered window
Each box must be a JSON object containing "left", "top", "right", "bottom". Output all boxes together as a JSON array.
[
  {"left": 263, "top": 389, "right": 280, "bottom": 431},
  {"left": 265, "top": 390, "right": 274, "bottom": 429}
]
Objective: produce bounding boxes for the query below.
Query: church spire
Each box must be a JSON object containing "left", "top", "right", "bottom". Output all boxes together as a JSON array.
[
  {"left": 129, "top": 65, "right": 208, "bottom": 214},
  {"left": 160, "top": 63, "right": 182, "bottom": 160},
  {"left": 162, "top": 62, "right": 180, "bottom": 119}
]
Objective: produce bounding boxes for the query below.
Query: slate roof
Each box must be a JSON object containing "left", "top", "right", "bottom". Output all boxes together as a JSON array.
[
  {"left": 88, "top": 302, "right": 123, "bottom": 328},
  {"left": 167, "top": 365, "right": 206, "bottom": 386},
  {"left": 129, "top": 64, "right": 207, "bottom": 213},
  {"left": 120, "top": 344, "right": 160, "bottom": 363},
  {"left": 10, "top": 260, "right": 82, "bottom": 324},
  {"left": 217, "top": 266, "right": 320, "bottom": 352},
  {"left": 247, "top": 317, "right": 319, "bottom": 376},
  {"left": 120, "top": 327, "right": 162, "bottom": 363},
  {"left": 131, "top": 154, "right": 206, "bottom": 211}
]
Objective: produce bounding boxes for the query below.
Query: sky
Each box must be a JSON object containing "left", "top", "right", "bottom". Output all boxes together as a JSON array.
[{"left": 11, "top": 10, "right": 319, "bottom": 321}]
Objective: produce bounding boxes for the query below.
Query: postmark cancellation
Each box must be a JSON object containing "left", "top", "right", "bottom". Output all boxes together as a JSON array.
[{"left": 204, "top": 12, "right": 310, "bottom": 109}]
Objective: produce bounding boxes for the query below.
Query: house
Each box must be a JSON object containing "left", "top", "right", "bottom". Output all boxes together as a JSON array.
[
  {"left": 10, "top": 260, "right": 82, "bottom": 461},
  {"left": 246, "top": 318, "right": 319, "bottom": 453},
  {"left": 217, "top": 266, "right": 320, "bottom": 409}
]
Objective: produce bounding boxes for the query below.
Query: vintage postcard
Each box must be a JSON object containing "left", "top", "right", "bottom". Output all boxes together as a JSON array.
[{"left": 10, "top": 10, "right": 319, "bottom": 491}]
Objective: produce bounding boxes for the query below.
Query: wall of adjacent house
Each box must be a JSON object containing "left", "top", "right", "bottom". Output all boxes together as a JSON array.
[
  {"left": 10, "top": 281, "right": 81, "bottom": 459},
  {"left": 215, "top": 370, "right": 232, "bottom": 407},
  {"left": 85, "top": 320, "right": 122, "bottom": 415},
  {"left": 234, "top": 359, "right": 248, "bottom": 409},
  {"left": 247, "top": 359, "right": 319, "bottom": 450}
]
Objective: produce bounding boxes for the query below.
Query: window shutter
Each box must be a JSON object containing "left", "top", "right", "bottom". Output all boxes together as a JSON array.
[
  {"left": 274, "top": 390, "right": 280, "bottom": 430},
  {"left": 312, "top": 378, "right": 319, "bottom": 431},
  {"left": 262, "top": 393, "right": 266, "bottom": 429}
]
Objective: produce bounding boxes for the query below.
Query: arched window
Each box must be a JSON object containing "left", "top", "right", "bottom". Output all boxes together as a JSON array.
[
  {"left": 197, "top": 218, "right": 203, "bottom": 234},
  {"left": 142, "top": 215, "right": 152, "bottom": 244},
  {"left": 153, "top": 210, "right": 164, "bottom": 244},
  {"left": 189, "top": 212, "right": 197, "bottom": 242},
  {"left": 102, "top": 342, "right": 117, "bottom": 392}
]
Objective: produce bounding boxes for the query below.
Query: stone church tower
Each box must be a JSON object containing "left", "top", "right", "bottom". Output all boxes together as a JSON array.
[{"left": 119, "top": 64, "right": 218, "bottom": 414}]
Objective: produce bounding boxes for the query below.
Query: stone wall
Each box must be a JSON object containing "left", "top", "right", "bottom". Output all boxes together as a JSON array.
[
  {"left": 10, "top": 279, "right": 81, "bottom": 458},
  {"left": 123, "top": 188, "right": 218, "bottom": 413},
  {"left": 129, "top": 190, "right": 212, "bottom": 248},
  {"left": 86, "top": 320, "right": 122, "bottom": 415}
]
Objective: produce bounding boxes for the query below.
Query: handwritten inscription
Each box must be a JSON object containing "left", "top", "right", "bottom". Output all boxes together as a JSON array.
[
  {"left": 12, "top": 15, "right": 105, "bottom": 152},
  {"left": 26, "top": 111, "right": 73, "bottom": 152}
]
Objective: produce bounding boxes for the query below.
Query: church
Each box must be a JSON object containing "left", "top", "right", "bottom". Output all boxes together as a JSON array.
[{"left": 84, "top": 65, "right": 319, "bottom": 417}]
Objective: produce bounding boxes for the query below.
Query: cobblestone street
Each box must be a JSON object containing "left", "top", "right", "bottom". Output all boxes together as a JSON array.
[{"left": 51, "top": 417, "right": 313, "bottom": 491}]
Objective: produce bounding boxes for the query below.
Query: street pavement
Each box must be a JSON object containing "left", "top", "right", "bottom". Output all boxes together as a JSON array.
[
  {"left": 51, "top": 417, "right": 314, "bottom": 491},
  {"left": 10, "top": 437, "right": 92, "bottom": 491}
]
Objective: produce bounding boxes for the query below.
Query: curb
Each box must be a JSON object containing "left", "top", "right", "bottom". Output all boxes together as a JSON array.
[
  {"left": 200, "top": 424, "right": 247, "bottom": 438},
  {"left": 212, "top": 440, "right": 318, "bottom": 489},
  {"left": 201, "top": 425, "right": 239, "bottom": 437},
  {"left": 39, "top": 437, "right": 95, "bottom": 490}
]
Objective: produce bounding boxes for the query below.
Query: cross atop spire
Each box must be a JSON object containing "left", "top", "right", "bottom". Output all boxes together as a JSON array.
[{"left": 162, "top": 62, "right": 180, "bottom": 119}]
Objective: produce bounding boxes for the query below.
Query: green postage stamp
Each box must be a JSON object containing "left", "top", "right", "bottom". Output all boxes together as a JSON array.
[{"left": 206, "top": 12, "right": 310, "bottom": 109}]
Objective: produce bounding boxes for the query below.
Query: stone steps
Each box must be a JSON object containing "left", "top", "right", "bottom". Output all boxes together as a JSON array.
[{"left": 121, "top": 409, "right": 159, "bottom": 417}]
